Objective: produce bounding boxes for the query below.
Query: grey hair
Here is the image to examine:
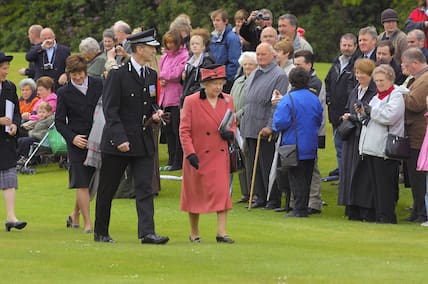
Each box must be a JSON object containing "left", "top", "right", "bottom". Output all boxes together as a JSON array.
[
  {"left": 278, "top": 14, "right": 298, "bottom": 28},
  {"left": 359, "top": 26, "right": 378, "bottom": 40},
  {"left": 402, "top": 47, "right": 427, "bottom": 64},
  {"left": 103, "top": 28, "right": 115, "bottom": 40},
  {"left": 409, "top": 29, "right": 426, "bottom": 41},
  {"left": 79, "top": 37, "right": 101, "bottom": 55},
  {"left": 18, "top": 78, "right": 37, "bottom": 91},
  {"left": 260, "top": 8, "right": 273, "bottom": 20},
  {"left": 341, "top": 33, "right": 357, "bottom": 45},
  {"left": 238, "top": 51, "right": 257, "bottom": 66},
  {"left": 170, "top": 18, "right": 192, "bottom": 35},
  {"left": 113, "top": 20, "right": 132, "bottom": 34}
]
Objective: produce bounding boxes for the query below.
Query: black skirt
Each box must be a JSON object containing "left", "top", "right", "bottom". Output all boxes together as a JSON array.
[{"left": 68, "top": 162, "right": 95, "bottom": 189}]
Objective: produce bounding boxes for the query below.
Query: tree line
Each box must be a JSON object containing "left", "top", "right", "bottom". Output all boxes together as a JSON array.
[{"left": 0, "top": 0, "right": 416, "bottom": 62}]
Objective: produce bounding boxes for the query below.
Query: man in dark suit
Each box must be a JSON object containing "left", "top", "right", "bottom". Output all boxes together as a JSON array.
[
  {"left": 19, "top": 24, "right": 43, "bottom": 78},
  {"left": 358, "top": 26, "right": 377, "bottom": 61},
  {"left": 94, "top": 29, "right": 169, "bottom": 245},
  {"left": 25, "top": 27, "right": 70, "bottom": 90}
]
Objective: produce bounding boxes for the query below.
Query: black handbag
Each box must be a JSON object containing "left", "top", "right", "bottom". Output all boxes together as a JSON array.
[
  {"left": 383, "top": 94, "right": 410, "bottom": 160},
  {"left": 278, "top": 93, "right": 299, "bottom": 168},
  {"left": 385, "top": 133, "right": 410, "bottom": 160},
  {"left": 336, "top": 119, "right": 356, "bottom": 140},
  {"left": 229, "top": 139, "right": 245, "bottom": 173}
]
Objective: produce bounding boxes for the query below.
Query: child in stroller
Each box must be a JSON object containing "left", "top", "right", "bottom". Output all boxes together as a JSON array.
[{"left": 17, "top": 102, "right": 54, "bottom": 165}]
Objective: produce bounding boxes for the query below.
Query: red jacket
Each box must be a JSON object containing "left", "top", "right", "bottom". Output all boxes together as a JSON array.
[{"left": 405, "top": 7, "right": 428, "bottom": 49}]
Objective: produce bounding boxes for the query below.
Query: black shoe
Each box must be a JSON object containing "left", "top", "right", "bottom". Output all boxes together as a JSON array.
[
  {"left": 66, "top": 216, "right": 80, "bottom": 229},
  {"left": 274, "top": 207, "right": 287, "bottom": 213},
  {"left": 402, "top": 215, "right": 418, "bottom": 222},
  {"left": 285, "top": 211, "right": 308, "bottom": 218},
  {"left": 5, "top": 221, "right": 27, "bottom": 232},
  {"left": 236, "top": 197, "right": 249, "bottom": 203},
  {"left": 264, "top": 202, "right": 279, "bottom": 210},
  {"left": 189, "top": 235, "right": 201, "bottom": 243},
  {"left": 307, "top": 208, "right": 321, "bottom": 215},
  {"left": 94, "top": 233, "right": 116, "bottom": 243},
  {"left": 246, "top": 201, "right": 266, "bottom": 209},
  {"left": 216, "top": 235, "right": 234, "bottom": 243},
  {"left": 414, "top": 216, "right": 428, "bottom": 223},
  {"left": 329, "top": 168, "right": 339, "bottom": 176},
  {"left": 141, "top": 233, "right": 169, "bottom": 244}
]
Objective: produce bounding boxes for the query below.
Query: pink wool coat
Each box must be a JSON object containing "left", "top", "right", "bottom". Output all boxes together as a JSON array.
[
  {"left": 417, "top": 112, "right": 428, "bottom": 171},
  {"left": 179, "top": 91, "right": 235, "bottom": 213},
  {"left": 158, "top": 47, "right": 188, "bottom": 108}
]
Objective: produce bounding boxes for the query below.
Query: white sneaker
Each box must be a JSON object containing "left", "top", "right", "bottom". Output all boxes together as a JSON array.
[{"left": 421, "top": 221, "right": 428, "bottom": 227}]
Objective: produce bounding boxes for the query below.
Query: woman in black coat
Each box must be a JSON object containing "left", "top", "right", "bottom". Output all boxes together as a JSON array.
[
  {"left": 337, "top": 59, "right": 377, "bottom": 221},
  {"left": 180, "top": 28, "right": 215, "bottom": 108},
  {"left": 55, "top": 54, "right": 102, "bottom": 233},
  {"left": 0, "top": 52, "right": 27, "bottom": 231}
]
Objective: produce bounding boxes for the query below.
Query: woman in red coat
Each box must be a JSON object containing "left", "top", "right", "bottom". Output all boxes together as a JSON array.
[{"left": 179, "top": 64, "right": 235, "bottom": 243}]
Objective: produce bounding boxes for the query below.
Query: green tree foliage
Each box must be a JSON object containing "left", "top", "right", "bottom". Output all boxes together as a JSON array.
[{"left": 0, "top": 0, "right": 419, "bottom": 61}]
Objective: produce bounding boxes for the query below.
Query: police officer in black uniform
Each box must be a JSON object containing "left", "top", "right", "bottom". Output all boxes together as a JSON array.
[{"left": 94, "top": 29, "right": 169, "bottom": 244}]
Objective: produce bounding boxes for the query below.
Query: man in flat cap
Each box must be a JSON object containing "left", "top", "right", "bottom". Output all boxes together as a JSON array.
[{"left": 94, "top": 29, "right": 169, "bottom": 245}]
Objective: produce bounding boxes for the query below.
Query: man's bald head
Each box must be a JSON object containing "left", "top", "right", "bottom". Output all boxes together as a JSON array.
[
  {"left": 260, "top": 27, "right": 278, "bottom": 46},
  {"left": 40, "top": 28, "right": 55, "bottom": 41},
  {"left": 256, "top": 42, "right": 275, "bottom": 67}
]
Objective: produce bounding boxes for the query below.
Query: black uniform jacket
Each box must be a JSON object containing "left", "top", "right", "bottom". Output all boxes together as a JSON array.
[
  {"left": 0, "top": 80, "right": 21, "bottom": 170},
  {"left": 55, "top": 76, "right": 103, "bottom": 163},
  {"left": 101, "top": 61, "right": 158, "bottom": 157}
]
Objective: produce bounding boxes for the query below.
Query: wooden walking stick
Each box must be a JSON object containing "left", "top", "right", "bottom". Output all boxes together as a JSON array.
[{"left": 248, "top": 131, "right": 272, "bottom": 210}]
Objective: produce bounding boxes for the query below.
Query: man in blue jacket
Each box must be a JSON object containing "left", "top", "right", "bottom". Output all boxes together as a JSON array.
[{"left": 210, "top": 9, "right": 241, "bottom": 93}]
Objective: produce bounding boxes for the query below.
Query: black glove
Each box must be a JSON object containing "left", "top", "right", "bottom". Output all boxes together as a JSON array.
[
  {"left": 187, "top": 154, "right": 199, "bottom": 169},
  {"left": 161, "top": 112, "right": 171, "bottom": 124},
  {"left": 363, "top": 103, "right": 372, "bottom": 116},
  {"left": 219, "top": 129, "right": 234, "bottom": 141}
]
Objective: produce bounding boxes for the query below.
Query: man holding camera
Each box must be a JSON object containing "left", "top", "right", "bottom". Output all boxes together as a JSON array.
[
  {"left": 25, "top": 27, "right": 70, "bottom": 90},
  {"left": 239, "top": 9, "right": 273, "bottom": 51}
]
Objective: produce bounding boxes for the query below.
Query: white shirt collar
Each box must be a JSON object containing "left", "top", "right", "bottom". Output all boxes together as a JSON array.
[{"left": 130, "top": 57, "right": 143, "bottom": 76}]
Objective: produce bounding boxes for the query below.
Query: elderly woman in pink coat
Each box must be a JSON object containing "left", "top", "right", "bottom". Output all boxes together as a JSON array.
[{"left": 179, "top": 64, "right": 235, "bottom": 243}]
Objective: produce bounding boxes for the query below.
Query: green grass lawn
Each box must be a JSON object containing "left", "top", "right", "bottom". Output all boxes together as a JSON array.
[{"left": 1, "top": 54, "right": 427, "bottom": 283}]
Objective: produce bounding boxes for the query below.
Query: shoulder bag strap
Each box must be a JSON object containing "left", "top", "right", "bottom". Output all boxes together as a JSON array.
[{"left": 288, "top": 93, "right": 298, "bottom": 146}]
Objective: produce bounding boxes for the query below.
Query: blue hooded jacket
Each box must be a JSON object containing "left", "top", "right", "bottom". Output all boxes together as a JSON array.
[
  {"left": 273, "top": 89, "right": 323, "bottom": 160},
  {"left": 210, "top": 24, "right": 241, "bottom": 82}
]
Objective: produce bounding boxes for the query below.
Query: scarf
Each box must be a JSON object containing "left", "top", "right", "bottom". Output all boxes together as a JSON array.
[{"left": 377, "top": 85, "right": 394, "bottom": 100}]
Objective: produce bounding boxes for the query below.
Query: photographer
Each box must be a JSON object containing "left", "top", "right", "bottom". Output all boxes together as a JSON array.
[
  {"left": 239, "top": 8, "right": 273, "bottom": 51},
  {"left": 25, "top": 28, "right": 70, "bottom": 90}
]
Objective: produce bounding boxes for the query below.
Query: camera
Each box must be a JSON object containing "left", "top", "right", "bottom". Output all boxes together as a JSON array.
[
  {"left": 43, "top": 63, "right": 54, "bottom": 70},
  {"left": 256, "top": 11, "right": 270, "bottom": 21}
]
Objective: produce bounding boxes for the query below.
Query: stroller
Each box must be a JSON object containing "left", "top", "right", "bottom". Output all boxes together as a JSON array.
[{"left": 18, "top": 122, "right": 68, "bottom": 174}]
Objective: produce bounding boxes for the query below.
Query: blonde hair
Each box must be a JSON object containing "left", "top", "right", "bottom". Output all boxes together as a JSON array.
[{"left": 37, "top": 102, "right": 52, "bottom": 113}]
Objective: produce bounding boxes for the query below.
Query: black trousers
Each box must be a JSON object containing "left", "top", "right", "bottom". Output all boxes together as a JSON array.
[
  {"left": 95, "top": 153, "right": 155, "bottom": 238},
  {"left": 247, "top": 137, "right": 275, "bottom": 203},
  {"left": 288, "top": 159, "right": 314, "bottom": 215},
  {"left": 17, "top": 136, "right": 38, "bottom": 157},
  {"left": 408, "top": 148, "right": 427, "bottom": 220},
  {"left": 164, "top": 106, "right": 183, "bottom": 169},
  {"left": 366, "top": 155, "right": 399, "bottom": 224}
]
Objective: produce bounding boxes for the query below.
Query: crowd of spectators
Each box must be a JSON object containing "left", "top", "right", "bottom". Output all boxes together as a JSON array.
[{"left": 2, "top": 4, "right": 428, "bottom": 239}]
